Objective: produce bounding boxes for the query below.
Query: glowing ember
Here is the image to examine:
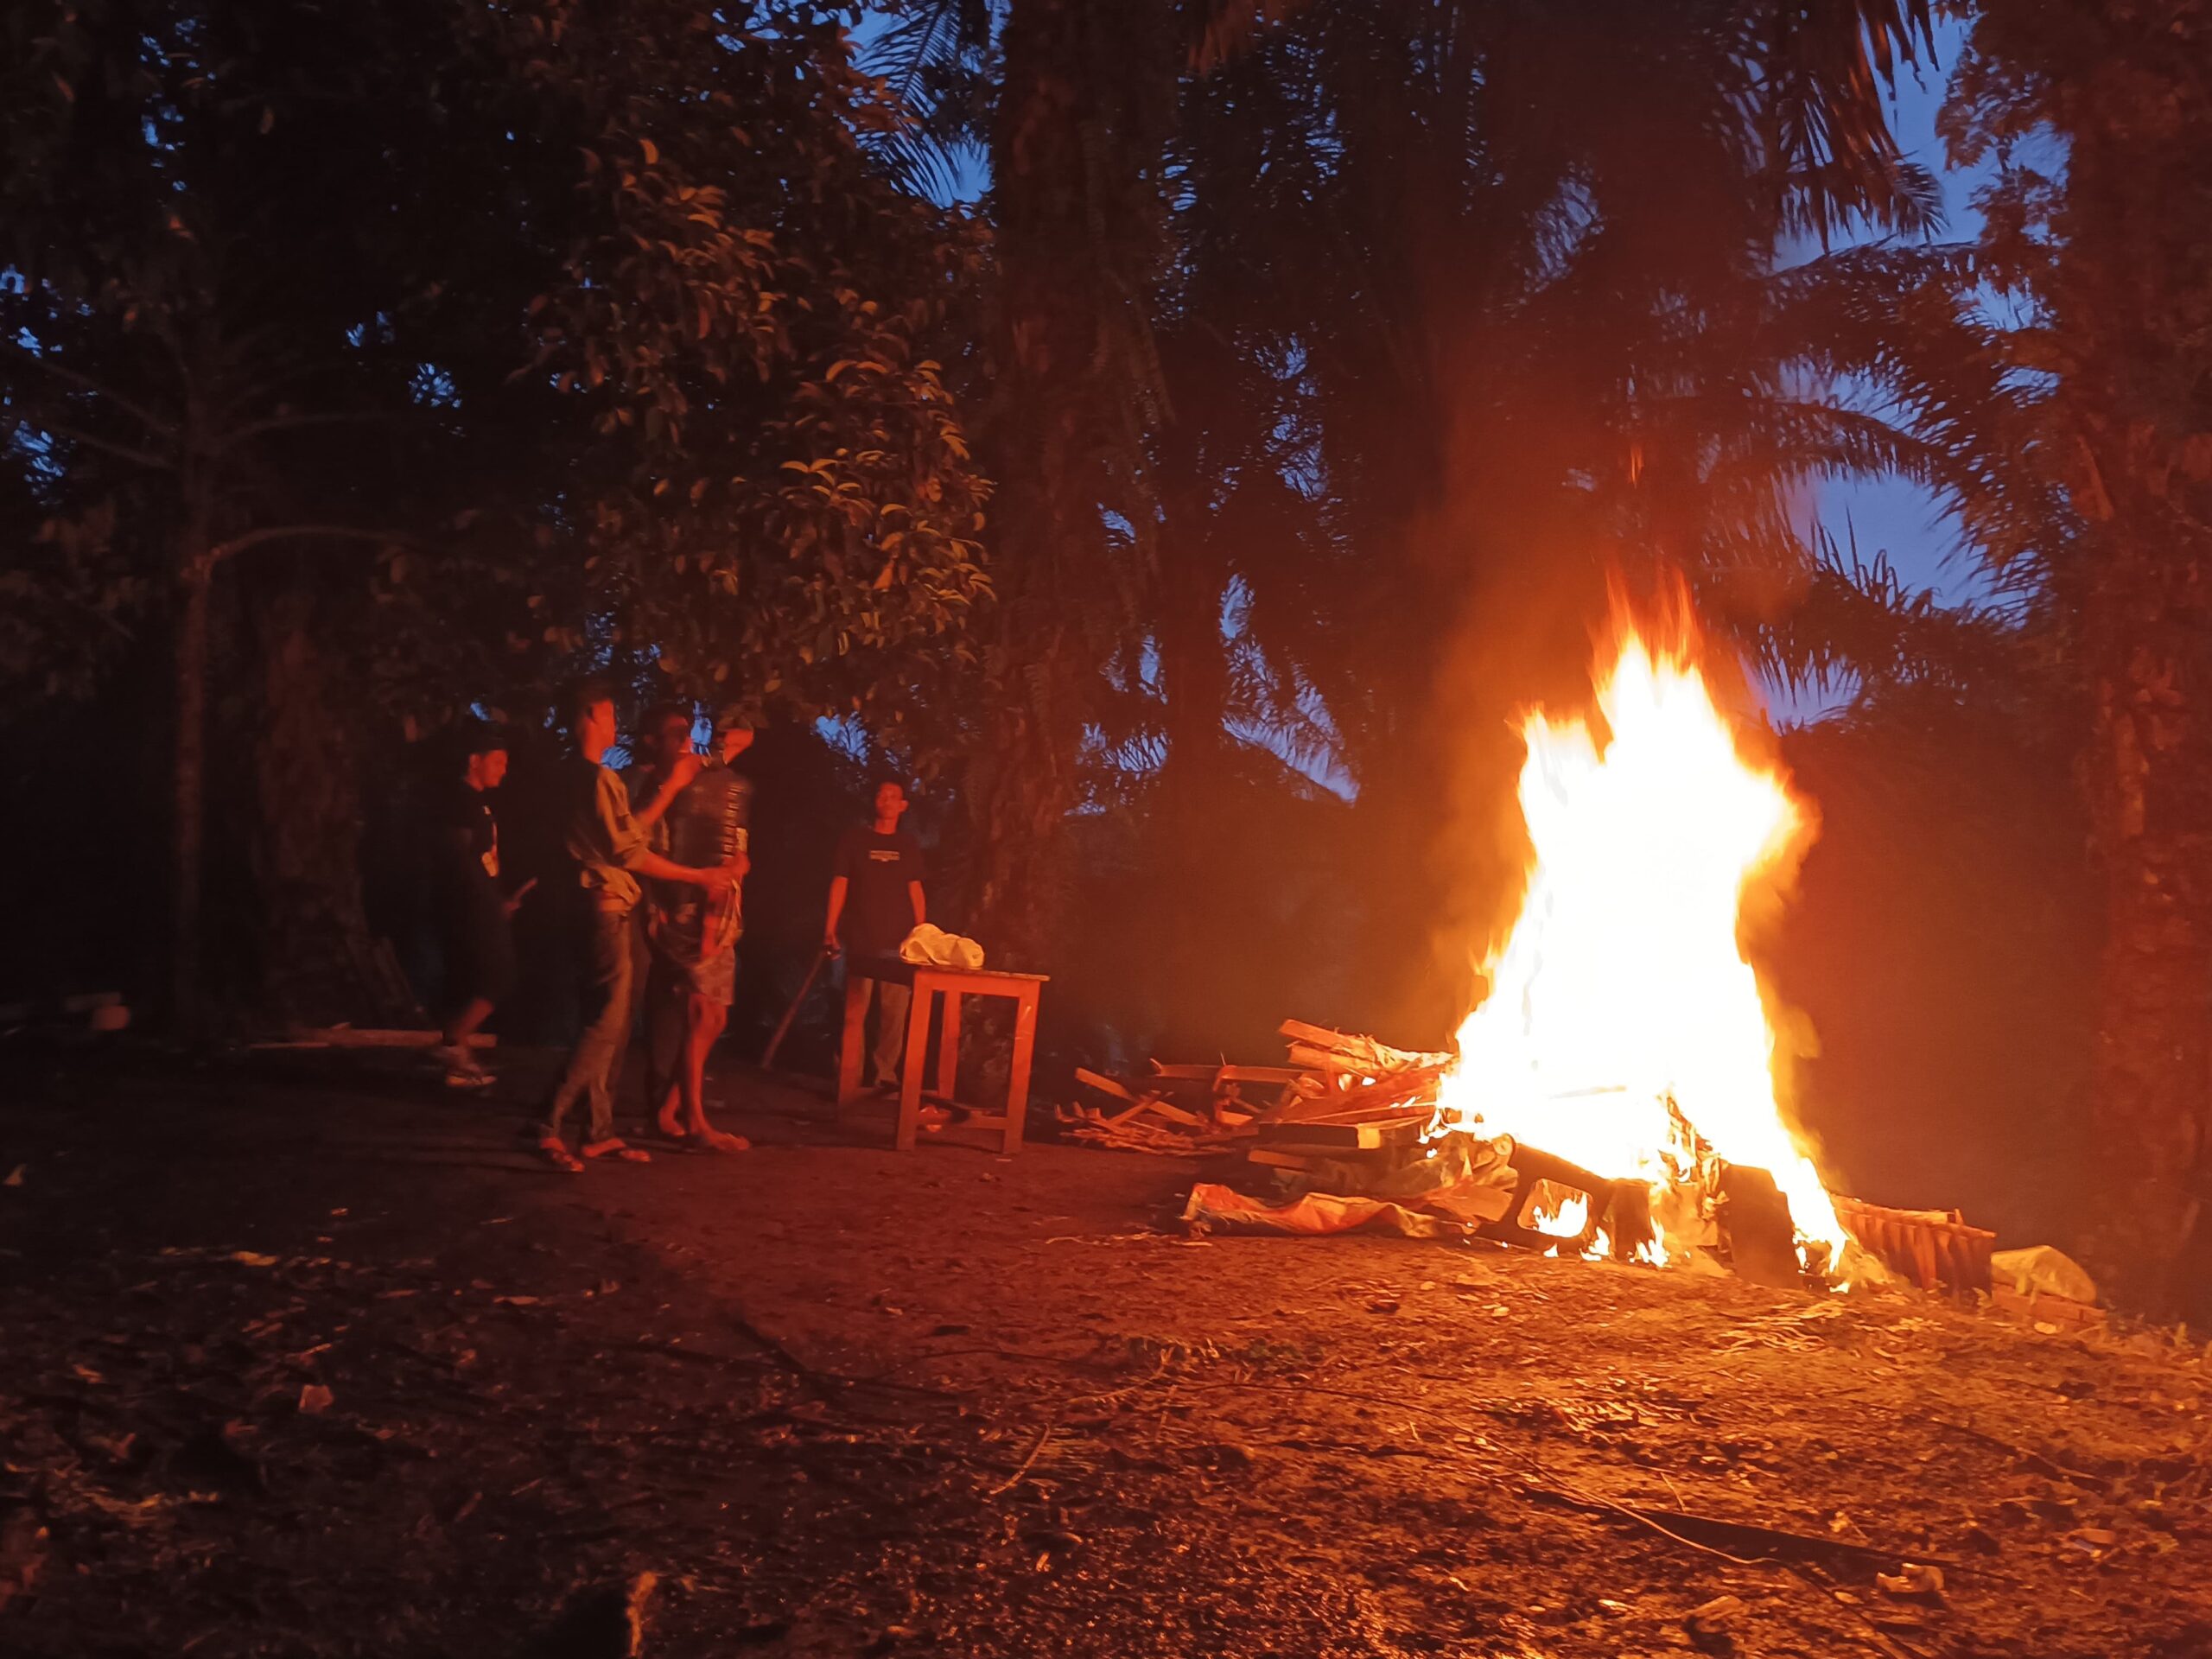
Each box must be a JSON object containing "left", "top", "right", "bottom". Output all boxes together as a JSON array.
[{"left": 1435, "top": 613, "right": 1847, "bottom": 1267}]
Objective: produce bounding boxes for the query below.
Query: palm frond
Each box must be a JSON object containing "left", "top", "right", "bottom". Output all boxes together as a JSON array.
[
  {"left": 856, "top": 0, "right": 995, "bottom": 200},
  {"left": 1754, "top": 524, "right": 2039, "bottom": 706}
]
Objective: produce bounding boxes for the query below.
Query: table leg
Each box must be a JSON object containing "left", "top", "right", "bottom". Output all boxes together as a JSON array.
[
  {"left": 897, "top": 976, "right": 933, "bottom": 1152},
  {"left": 1002, "top": 986, "right": 1038, "bottom": 1154},
  {"left": 836, "top": 970, "right": 868, "bottom": 1109},
  {"left": 937, "top": 990, "right": 962, "bottom": 1102}
]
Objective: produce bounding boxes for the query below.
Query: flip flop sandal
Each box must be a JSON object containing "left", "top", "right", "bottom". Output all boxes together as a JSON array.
[
  {"left": 684, "top": 1130, "right": 751, "bottom": 1154},
  {"left": 581, "top": 1138, "right": 652, "bottom": 1165},
  {"left": 536, "top": 1138, "right": 585, "bottom": 1174}
]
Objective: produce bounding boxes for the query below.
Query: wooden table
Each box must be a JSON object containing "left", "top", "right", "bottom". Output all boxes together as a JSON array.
[{"left": 837, "top": 957, "right": 1048, "bottom": 1153}]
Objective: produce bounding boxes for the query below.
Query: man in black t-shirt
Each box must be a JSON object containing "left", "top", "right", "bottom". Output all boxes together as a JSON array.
[
  {"left": 824, "top": 778, "right": 927, "bottom": 1090},
  {"left": 430, "top": 724, "right": 533, "bottom": 1089}
]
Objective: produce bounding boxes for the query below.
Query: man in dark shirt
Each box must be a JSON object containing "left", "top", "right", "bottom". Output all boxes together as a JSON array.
[
  {"left": 429, "top": 723, "right": 533, "bottom": 1089},
  {"left": 823, "top": 778, "right": 927, "bottom": 1090}
]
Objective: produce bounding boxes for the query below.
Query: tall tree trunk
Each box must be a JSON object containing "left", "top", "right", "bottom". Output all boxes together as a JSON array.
[
  {"left": 170, "top": 523, "right": 213, "bottom": 1036},
  {"left": 2082, "top": 637, "right": 2212, "bottom": 1314},
  {"left": 2032, "top": 6, "right": 2212, "bottom": 1319},
  {"left": 966, "top": 0, "right": 1175, "bottom": 969},
  {"left": 1151, "top": 522, "right": 1232, "bottom": 1051},
  {"left": 251, "top": 583, "right": 385, "bottom": 1027}
]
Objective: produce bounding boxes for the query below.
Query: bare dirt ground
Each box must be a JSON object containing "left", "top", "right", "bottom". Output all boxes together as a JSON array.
[{"left": 3, "top": 1043, "right": 2209, "bottom": 1659}]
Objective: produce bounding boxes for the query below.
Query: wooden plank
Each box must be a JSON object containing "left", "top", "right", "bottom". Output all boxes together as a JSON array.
[
  {"left": 938, "top": 990, "right": 962, "bottom": 1101},
  {"left": 836, "top": 973, "right": 868, "bottom": 1108},
  {"left": 1258, "top": 1118, "right": 1427, "bottom": 1151},
  {"left": 270, "top": 1028, "right": 495, "bottom": 1050},
  {"left": 1280, "top": 1020, "right": 1452, "bottom": 1073},
  {"left": 895, "top": 980, "right": 933, "bottom": 1153},
  {"left": 1274, "top": 1097, "right": 1435, "bottom": 1129},
  {"left": 1272, "top": 1124, "right": 1387, "bottom": 1150},
  {"left": 1141, "top": 1098, "right": 1210, "bottom": 1129},
  {"left": 1101, "top": 1095, "right": 1160, "bottom": 1128},
  {"left": 1004, "top": 984, "right": 1038, "bottom": 1154},
  {"left": 1244, "top": 1148, "right": 1319, "bottom": 1173},
  {"left": 1148, "top": 1062, "right": 1305, "bottom": 1084},
  {"left": 1074, "top": 1067, "right": 1139, "bottom": 1103}
]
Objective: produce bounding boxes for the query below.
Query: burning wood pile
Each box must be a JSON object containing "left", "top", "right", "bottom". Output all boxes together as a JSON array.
[
  {"left": 1064, "top": 1015, "right": 1827, "bottom": 1282},
  {"left": 1065, "top": 605, "right": 2039, "bottom": 1299}
]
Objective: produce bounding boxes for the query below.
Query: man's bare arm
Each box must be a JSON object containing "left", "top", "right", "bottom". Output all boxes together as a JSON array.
[
  {"left": 632, "top": 753, "right": 703, "bottom": 829},
  {"left": 908, "top": 880, "right": 926, "bottom": 928},
  {"left": 636, "top": 849, "right": 734, "bottom": 892},
  {"left": 824, "top": 875, "right": 849, "bottom": 951}
]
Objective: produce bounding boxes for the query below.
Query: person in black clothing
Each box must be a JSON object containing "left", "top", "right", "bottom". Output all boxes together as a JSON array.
[
  {"left": 823, "top": 778, "right": 927, "bottom": 1092},
  {"left": 431, "top": 723, "right": 534, "bottom": 1088}
]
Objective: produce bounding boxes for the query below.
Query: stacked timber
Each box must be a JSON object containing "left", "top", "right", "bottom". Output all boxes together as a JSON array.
[{"left": 1058, "top": 1020, "right": 1454, "bottom": 1160}]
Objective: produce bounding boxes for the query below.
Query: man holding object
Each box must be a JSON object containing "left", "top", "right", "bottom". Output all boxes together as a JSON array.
[
  {"left": 824, "top": 778, "right": 928, "bottom": 1094},
  {"left": 533, "top": 679, "right": 741, "bottom": 1173}
]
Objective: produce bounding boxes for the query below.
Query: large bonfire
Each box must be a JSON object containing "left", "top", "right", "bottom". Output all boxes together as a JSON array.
[{"left": 1432, "top": 609, "right": 1848, "bottom": 1267}]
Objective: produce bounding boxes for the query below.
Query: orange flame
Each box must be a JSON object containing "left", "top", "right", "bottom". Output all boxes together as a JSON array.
[{"left": 1435, "top": 611, "right": 1847, "bottom": 1266}]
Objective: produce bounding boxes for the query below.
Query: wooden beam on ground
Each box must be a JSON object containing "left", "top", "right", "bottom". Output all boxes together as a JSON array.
[
  {"left": 1074, "top": 1067, "right": 1139, "bottom": 1102},
  {"left": 253, "top": 1028, "right": 495, "bottom": 1051}
]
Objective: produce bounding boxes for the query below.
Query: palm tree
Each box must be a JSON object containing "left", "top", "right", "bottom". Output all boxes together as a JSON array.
[
  {"left": 1926, "top": 0, "right": 2212, "bottom": 1314},
  {"left": 865, "top": 0, "right": 1940, "bottom": 990},
  {"left": 1121, "top": 0, "right": 1948, "bottom": 1033}
]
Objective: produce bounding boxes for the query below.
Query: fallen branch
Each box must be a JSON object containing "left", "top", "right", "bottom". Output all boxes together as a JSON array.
[
  {"left": 989, "top": 1415, "right": 1058, "bottom": 1497},
  {"left": 1535, "top": 1487, "right": 1949, "bottom": 1569}
]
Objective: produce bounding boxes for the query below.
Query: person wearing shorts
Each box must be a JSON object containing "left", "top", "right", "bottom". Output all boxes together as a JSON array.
[
  {"left": 531, "top": 681, "right": 739, "bottom": 1173},
  {"left": 630, "top": 703, "right": 753, "bottom": 1153}
]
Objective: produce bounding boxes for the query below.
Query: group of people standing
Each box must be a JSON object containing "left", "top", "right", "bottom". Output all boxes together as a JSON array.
[{"left": 427, "top": 678, "right": 930, "bottom": 1174}]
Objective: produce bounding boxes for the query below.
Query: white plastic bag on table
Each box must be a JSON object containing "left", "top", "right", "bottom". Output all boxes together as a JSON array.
[{"left": 898, "top": 923, "right": 985, "bottom": 970}]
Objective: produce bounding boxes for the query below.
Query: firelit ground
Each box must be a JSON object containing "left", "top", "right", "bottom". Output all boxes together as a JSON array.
[{"left": 2, "top": 1046, "right": 2206, "bottom": 1659}]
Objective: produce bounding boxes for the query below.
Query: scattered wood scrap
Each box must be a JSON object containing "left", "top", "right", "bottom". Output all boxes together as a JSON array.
[{"left": 1060, "top": 1065, "right": 1265, "bottom": 1154}]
